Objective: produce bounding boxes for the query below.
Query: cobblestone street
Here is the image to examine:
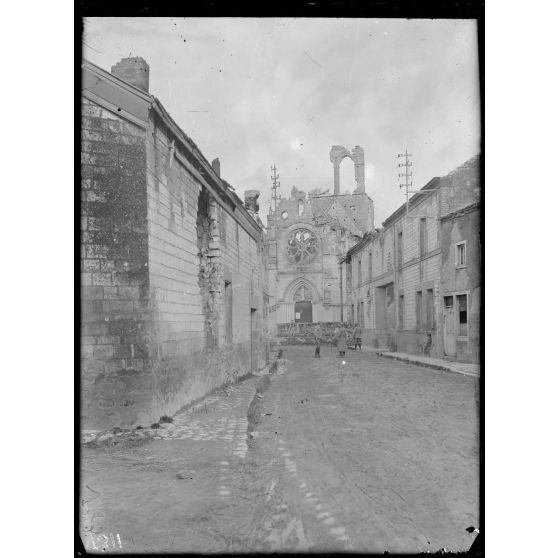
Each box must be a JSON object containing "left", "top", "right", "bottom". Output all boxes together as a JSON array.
[{"left": 80, "top": 346, "right": 479, "bottom": 554}]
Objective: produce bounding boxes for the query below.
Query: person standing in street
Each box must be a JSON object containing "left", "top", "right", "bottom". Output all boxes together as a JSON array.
[
  {"left": 314, "top": 324, "right": 322, "bottom": 357},
  {"left": 353, "top": 324, "right": 362, "bottom": 351},
  {"left": 334, "top": 324, "right": 348, "bottom": 357}
]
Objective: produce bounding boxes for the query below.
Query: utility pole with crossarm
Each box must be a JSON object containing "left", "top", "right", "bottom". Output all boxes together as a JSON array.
[{"left": 397, "top": 150, "right": 438, "bottom": 217}]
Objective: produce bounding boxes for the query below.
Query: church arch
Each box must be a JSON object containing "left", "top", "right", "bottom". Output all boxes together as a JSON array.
[
  {"left": 329, "top": 144, "right": 365, "bottom": 194},
  {"left": 283, "top": 277, "right": 320, "bottom": 303}
]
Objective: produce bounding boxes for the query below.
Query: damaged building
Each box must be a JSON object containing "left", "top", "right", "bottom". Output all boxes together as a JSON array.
[
  {"left": 266, "top": 145, "right": 375, "bottom": 339},
  {"left": 343, "top": 154, "right": 481, "bottom": 362},
  {"left": 81, "top": 57, "right": 269, "bottom": 430}
]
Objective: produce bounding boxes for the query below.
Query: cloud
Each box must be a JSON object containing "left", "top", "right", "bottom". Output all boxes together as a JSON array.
[{"left": 83, "top": 17, "right": 480, "bottom": 225}]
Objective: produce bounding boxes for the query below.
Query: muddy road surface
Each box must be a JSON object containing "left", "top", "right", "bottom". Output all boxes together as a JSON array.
[{"left": 80, "top": 345, "right": 479, "bottom": 553}]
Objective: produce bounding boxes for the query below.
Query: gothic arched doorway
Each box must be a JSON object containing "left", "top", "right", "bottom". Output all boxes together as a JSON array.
[
  {"left": 293, "top": 284, "right": 313, "bottom": 322},
  {"left": 294, "top": 300, "right": 312, "bottom": 323}
]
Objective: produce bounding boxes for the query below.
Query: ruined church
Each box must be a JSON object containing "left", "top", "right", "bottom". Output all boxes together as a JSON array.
[{"left": 266, "top": 146, "right": 374, "bottom": 330}]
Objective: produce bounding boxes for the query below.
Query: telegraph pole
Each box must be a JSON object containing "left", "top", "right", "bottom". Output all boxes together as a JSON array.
[
  {"left": 397, "top": 149, "right": 413, "bottom": 215},
  {"left": 270, "top": 164, "right": 281, "bottom": 214},
  {"left": 397, "top": 150, "right": 437, "bottom": 216}
]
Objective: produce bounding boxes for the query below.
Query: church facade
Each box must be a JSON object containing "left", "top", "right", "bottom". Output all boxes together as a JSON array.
[{"left": 266, "top": 146, "right": 375, "bottom": 332}]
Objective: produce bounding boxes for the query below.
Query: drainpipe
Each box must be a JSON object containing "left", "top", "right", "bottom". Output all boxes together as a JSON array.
[
  {"left": 393, "top": 223, "right": 398, "bottom": 350},
  {"left": 339, "top": 261, "right": 344, "bottom": 322}
]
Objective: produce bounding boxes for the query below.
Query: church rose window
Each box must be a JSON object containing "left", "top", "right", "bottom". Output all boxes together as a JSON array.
[{"left": 286, "top": 229, "right": 318, "bottom": 264}]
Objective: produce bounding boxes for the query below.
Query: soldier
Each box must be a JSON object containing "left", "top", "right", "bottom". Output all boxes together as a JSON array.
[
  {"left": 353, "top": 324, "right": 362, "bottom": 351},
  {"left": 314, "top": 324, "right": 322, "bottom": 357},
  {"left": 334, "top": 324, "right": 348, "bottom": 357}
]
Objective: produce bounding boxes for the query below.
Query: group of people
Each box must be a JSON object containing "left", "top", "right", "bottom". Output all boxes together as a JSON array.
[{"left": 313, "top": 323, "right": 362, "bottom": 357}]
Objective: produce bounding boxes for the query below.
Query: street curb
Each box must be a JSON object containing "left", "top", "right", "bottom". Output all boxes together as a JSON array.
[{"left": 376, "top": 352, "right": 480, "bottom": 378}]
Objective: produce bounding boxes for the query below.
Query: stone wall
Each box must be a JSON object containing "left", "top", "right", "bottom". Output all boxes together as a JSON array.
[
  {"left": 441, "top": 206, "right": 481, "bottom": 363},
  {"left": 81, "top": 97, "right": 152, "bottom": 428},
  {"left": 81, "top": 92, "right": 268, "bottom": 430},
  {"left": 276, "top": 321, "right": 357, "bottom": 345},
  {"left": 344, "top": 154, "right": 481, "bottom": 359},
  {"left": 141, "top": 111, "right": 267, "bottom": 427},
  {"left": 346, "top": 186, "right": 443, "bottom": 355},
  {"left": 267, "top": 194, "right": 357, "bottom": 328}
]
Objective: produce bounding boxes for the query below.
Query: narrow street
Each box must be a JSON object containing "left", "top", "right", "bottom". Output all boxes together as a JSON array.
[{"left": 80, "top": 346, "right": 479, "bottom": 554}]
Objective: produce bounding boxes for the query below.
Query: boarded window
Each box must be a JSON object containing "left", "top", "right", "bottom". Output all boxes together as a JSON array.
[
  {"left": 416, "top": 291, "right": 423, "bottom": 330},
  {"left": 419, "top": 218, "right": 427, "bottom": 257},
  {"left": 397, "top": 231, "right": 403, "bottom": 268},
  {"left": 426, "top": 288, "right": 434, "bottom": 330},
  {"left": 398, "top": 295, "right": 404, "bottom": 330},
  {"left": 224, "top": 280, "right": 233, "bottom": 343},
  {"left": 457, "top": 294, "right": 468, "bottom": 336}
]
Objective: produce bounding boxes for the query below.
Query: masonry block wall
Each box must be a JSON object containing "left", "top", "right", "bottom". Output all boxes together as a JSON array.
[
  {"left": 81, "top": 59, "right": 268, "bottom": 430},
  {"left": 139, "top": 112, "right": 267, "bottom": 427},
  {"left": 81, "top": 97, "right": 152, "bottom": 428},
  {"left": 344, "top": 153, "right": 481, "bottom": 359},
  {"left": 346, "top": 226, "right": 398, "bottom": 348},
  {"left": 441, "top": 207, "right": 480, "bottom": 363},
  {"left": 270, "top": 200, "right": 352, "bottom": 326},
  {"left": 394, "top": 191, "right": 443, "bottom": 357},
  {"left": 346, "top": 188, "right": 444, "bottom": 352}
]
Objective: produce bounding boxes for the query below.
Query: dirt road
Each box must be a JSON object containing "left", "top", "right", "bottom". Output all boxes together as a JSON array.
[{"left": 80, "top": 346, "right": 479, "bottom": 553}]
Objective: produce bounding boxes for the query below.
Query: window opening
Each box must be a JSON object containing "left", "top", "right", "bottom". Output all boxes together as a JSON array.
[
  {"left": 224, "top": 280, "right": 233, "bottom": 343},
  {"left": 457, "top": 294, "right": 468, "bottom": 336},
  {"left": 426, "top": 288, "right": 434, "bottom": 330},
  {"left": 419, "top": 218, "right": 427, "bottom": 257},
  {"left": 456, "top": 242, "right": 466, "bottom": 267},
  {"left": 397, "top": 231, "right": 403, "bottom": 268},
  {"left": 416, "top": 291, "right": 423, "bottom": 330}
]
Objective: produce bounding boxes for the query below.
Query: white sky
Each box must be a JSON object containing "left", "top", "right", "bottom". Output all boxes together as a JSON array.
[{"left": 83, "top": 17, "right": 480, "bottom": 226}]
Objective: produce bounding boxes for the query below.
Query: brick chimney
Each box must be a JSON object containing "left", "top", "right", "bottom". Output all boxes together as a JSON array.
[
  {"left": 111, "top": 57, "right": 150, "bottom": 92},
  {"left": 211, "top": 158, "right": 221, "bottom": 177},
  {"left": 244, "top": 190, "right": 260, "bottom": 214}
]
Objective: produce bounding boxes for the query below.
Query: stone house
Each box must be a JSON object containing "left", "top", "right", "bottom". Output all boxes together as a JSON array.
[
  {"left": 343, "top": 154, "right": 481, "bottom": 361},
  {"left": 81, "top": 57, "right": 269, "bottom": 430},
  {"left": 440, "top": 201, "right": 481, "bottom": 363},
  {"left": 266, "top": 146, "right": 374, "bottom": 337}
]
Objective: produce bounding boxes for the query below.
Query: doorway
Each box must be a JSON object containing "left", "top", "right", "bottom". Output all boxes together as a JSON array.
[
  {"left": 443, "top": 295, "right": 457, "bottom": 357},
  {"left": 294, "top": 301, "right": 312, "bottom": 323},
  {"left": 250, "top": 308, "right": 258, "bottom": 372}
]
